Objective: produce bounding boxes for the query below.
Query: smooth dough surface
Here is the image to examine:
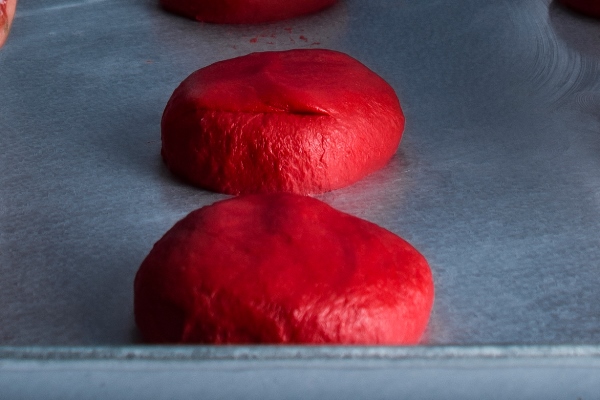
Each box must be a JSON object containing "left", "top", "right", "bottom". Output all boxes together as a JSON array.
[
  {"left": 160, "top": 0, "right": 338, "bottom": 24},
  {"left": 559, "top": 0, "right": 600, "bottom": 17},
  {"left": 0, "top": 0, "right": 17, "bottom": 48},
  {"left": 161, "top": 49, "right": 404, "bottom": 195},
  {"left": 134, "top": 193, "right": 434, "bottom": 344}
]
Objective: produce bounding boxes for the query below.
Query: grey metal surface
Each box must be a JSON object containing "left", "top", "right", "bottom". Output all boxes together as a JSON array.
[
  {"left": 2, "top": 0, "right": 600, "bottom": 348},
  {"left": 3, "top": 345, "right": 600, "bottom": 399}
]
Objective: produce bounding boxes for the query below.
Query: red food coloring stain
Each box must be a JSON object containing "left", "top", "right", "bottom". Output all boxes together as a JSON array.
[
  {"left": 284, "top": 27, "right": 293, "bottom": 32},
  {"left": 249, "top": 37, "right": 258, "bottom": 43},
  {"left": 299, "top": 35, "right": 308, "bottom": 42},
  {"left": 311, "top": 42, "right": 321, "bottom": 46}
]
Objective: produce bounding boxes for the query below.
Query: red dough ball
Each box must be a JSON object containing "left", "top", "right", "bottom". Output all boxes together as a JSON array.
[
  {"left": 161, "top": 49, "right": 405, "bottom": 195},
  {"left": 0, "top": 0, "right": 17, "bottom": 48},
  {"left": 134, "top": 193, "right": 434, "bottom": 345},
  {"left": 559, "top": 0, "right": 600, "bottom": 17},
  {"left": 160, "top": 0, "right": 338, "bottom": 24}
]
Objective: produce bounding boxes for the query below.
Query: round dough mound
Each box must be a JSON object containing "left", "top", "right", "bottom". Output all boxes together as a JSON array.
[
  {"left": 559, "top": 0, "right": 600, "bottom": 17},
  {"left": 134, "top": 193, "right": 434, "bottom": 344},
  {"left": 160, "top": 0, "right": 338, "bottom": 24},
  {"left": 161, "top": 49, "right": 404, "bottom": 195}
]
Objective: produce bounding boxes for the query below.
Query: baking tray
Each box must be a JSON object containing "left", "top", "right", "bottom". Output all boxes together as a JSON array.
[{"left": 2, "top": 0, "right": 600, "bottom": 397}]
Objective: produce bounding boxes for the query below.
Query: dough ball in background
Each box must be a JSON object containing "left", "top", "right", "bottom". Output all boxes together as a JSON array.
[
  {"left": 0, "top": 0, "right": 17, "bottom": 48},
  {"left": 160, "top": 0, "right": 338, "bottom": 24},
  {"left": 134, "top": 193, "right": 434, "bottom": 344},
  {"left": 558, "top": 0, "right": 600, "bottom": 17},
  {"left": 161, "top": 49, "right": 404, "bottom": 195}
]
